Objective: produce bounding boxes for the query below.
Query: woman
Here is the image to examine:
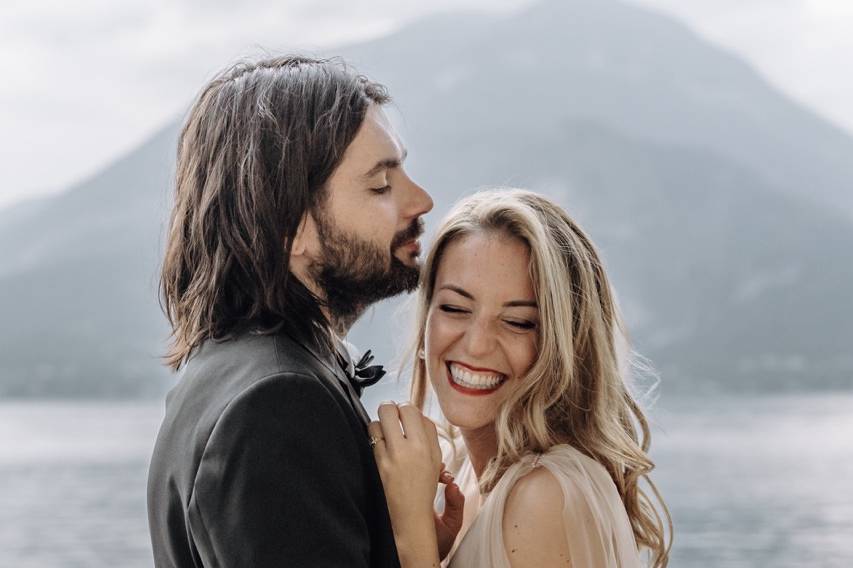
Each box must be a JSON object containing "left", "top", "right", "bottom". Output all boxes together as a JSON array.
[{"left": 369, "top": 189, "right": 671, "bottom": 567}]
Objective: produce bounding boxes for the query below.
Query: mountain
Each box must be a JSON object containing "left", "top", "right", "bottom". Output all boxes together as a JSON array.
[
  {"left": 344, "top": 0, "right": 853, "bottom": 218},
  {"left": 0, "top": 123, "right": 179, "bottom": 397},
  {"left": 1, "top": 0, "right": 851, "bottom": 397}
]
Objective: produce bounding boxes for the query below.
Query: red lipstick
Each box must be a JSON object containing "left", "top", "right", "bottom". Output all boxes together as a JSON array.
[{"left": 445, "top": 362, "right": 505, "bottom": 396}]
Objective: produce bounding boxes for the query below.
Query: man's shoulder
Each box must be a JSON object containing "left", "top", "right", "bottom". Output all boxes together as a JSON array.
[
  {"left": 185, "top": 331, "right": 330, "bottom": 384},
  {"left": 148, "top": 334, "right": 360, "bottom": 527},
  {"left": 210, "top": 370, "right": 349, "bottom": 437},
  {"left": 164, "top": 332, "right": 343, "bottom": 427}
]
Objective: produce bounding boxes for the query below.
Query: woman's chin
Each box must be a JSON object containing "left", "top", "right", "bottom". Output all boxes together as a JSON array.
[{"left": 441, "top": 410, "right": 495, "bottom": 433}]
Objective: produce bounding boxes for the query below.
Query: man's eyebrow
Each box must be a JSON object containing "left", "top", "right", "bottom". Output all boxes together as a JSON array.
[
  {"left": 440, "top": 284, "right": 537, "bottom": 308},
  {"left": 360, "top": 147, "right": 408, "bottom": 179}
]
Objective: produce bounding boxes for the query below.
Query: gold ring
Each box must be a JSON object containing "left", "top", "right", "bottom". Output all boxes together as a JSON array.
[{"left": 369, "top": 435, "right": 384, "bottom": 449}]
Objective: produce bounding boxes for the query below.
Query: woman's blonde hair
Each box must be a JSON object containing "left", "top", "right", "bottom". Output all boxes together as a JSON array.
[{"left": 410, "top": 189, "right": 672, "bottom": 566}]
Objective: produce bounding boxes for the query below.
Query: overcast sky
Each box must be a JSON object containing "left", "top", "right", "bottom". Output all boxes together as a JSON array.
[{"left": 1, "top": 0, "right": 852, "bottom": 210}]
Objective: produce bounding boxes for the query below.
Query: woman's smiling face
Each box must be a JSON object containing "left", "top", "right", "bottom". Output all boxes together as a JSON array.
[{"left": 425, "top": 231, "right": 539, "bottom": 432}]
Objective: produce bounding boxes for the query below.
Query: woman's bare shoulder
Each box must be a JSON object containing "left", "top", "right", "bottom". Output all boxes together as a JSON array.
[{"left": 502, "top": 466, "right": 572, "bottom": 567}]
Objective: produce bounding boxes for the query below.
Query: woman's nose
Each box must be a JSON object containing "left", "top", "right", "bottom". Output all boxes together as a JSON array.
[{"left": 462, "top": 318, "right": 496, "bottom": 358}]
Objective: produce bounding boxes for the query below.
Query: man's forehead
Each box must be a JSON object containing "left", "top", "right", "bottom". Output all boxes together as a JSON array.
[
  {"left": 362, "top": 106, "right": 404, "bottom": 149},
  {"left": 347, "top": 107, "right": 407, "bottom": 178},
  {"left": 371, "top": 104, "right": 406, "bottom": 134}
]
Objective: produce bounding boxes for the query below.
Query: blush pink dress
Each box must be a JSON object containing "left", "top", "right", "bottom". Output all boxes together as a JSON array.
[{"left": 439, "top": 441, "right": 643, "bottom": 567}]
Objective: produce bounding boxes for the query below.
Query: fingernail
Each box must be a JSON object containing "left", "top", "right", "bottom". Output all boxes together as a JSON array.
[{"left": 379, "top": 400, "right": 397, "bottom": 406}]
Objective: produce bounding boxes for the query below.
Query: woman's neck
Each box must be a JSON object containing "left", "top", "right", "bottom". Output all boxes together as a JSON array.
[{"left": 459, "top": 423, "right": 499, "bottom": 482}]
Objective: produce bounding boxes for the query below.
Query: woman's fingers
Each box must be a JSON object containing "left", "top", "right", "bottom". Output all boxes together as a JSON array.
[
  {"left": 396, "top": 402, "right": 425, "bottom": 441},
  {"left": 367, "top": 421, "right": 387, "bottom": 461},
  {"left": 400, "top": 405, "right": 443, "bottom": 471},
  {"left": 421, "top": 415, "right": 442, "bottom": 469},
  {"left": 442, "top": 482, "right": 465, "bottom": 532},
  {"left": 376, "top": 402, "right": 403, "bottom": 450},
  {"left": 376, "top": 402, "right": 442, "bottom": 474}
]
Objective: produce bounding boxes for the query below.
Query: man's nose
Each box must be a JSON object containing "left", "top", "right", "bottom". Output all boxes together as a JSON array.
[{"left": 402, "top": 175, "right": 433, "bottom": 219}]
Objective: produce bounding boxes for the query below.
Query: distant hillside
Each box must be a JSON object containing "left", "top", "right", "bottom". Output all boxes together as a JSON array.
[
  {"left": 345, "top": 0, "right": 853, "bottom": 218},
  {"left": 0, "top": 123, "right": 179, "bottom": 397},
  {"left": 1, "top": 0, "right": 851, "bottom": 397}
]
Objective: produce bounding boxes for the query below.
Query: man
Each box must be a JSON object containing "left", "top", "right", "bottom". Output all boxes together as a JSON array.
[{"left": 147, "top": 56, "right": 432, "bottom": 567}]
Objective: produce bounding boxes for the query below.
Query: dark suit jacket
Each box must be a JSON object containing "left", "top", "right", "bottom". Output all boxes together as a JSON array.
[{"left": 147, "top": 331, "right": 400, "bottom": 567}]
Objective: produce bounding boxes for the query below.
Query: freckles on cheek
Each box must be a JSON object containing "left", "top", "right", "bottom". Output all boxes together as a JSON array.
[
  {"left": 513, "top": 337, "right": 538, "bottom": 379},
  {"left": 431, "top": 319, "right": 458, "bottom": 355}
]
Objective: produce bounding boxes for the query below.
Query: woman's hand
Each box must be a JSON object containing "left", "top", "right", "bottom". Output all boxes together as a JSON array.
[
  {"left": 435, "top": 473, "right": 465, "bottom": 560},
  {"left": 369, "top": 402, "right": 462, "bottom": 566}
]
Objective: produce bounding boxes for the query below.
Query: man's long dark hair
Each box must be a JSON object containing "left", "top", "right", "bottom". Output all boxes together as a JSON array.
[{"left": 160, "top": 56, "right": 389, "bottom": 370}]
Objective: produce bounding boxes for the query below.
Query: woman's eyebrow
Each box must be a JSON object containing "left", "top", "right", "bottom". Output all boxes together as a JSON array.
[
  {"left": 439, "top": 284, "right": 536, "bottom": 308},
  {"left": 503, "top": 299, "right": 537, "bottom": 308},
  {"left": 440, "top": 284, "right": 474, "bottom": 300}
]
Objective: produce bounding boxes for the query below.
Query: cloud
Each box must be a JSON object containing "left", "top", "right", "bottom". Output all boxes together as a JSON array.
[
  {"left": 0, "top": 0, "right": 539, "bottom": 209},
  {"left": 1, "top": 0, "right": 851, "bottom": 210},
  {"left": 630, "top": 0, "right": 853, "bottom": 135}
]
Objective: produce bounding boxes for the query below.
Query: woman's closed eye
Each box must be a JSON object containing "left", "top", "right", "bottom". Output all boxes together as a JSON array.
[
  {"left": 505, "top": 319, "right": 536, "bottom": 331},
  {"left": 439, "top": 304, "right": 469, "bottom": 314}
]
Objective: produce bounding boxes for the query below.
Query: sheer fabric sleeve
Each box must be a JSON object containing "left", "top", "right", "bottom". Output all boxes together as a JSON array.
[{"left": 449, "top": 444, "right": 642, "bottom": 568}]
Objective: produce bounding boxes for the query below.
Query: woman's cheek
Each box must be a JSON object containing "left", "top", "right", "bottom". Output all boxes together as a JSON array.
[
  {"left": 508, "top": 334, "right": 538, "bottom": 380},
  {"left": 429, "top": 312, "right": 456, "bottom": 348}
]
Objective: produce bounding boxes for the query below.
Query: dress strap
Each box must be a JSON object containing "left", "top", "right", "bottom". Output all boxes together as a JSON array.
[{"left": 530, "top": 452, "right": 543, "bottom": 468}]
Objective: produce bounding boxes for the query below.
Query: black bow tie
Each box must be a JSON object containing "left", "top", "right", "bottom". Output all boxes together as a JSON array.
[{"left": 336, "top": 349, "right": 386, "bottom": 398}]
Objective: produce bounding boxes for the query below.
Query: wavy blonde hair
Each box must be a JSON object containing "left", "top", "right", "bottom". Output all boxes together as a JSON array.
[{"left": 410, "top": 189, "right": 672, "bottom": 566}]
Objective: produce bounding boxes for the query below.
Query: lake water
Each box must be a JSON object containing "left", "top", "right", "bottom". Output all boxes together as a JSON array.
[{"left": 1, "top": 393, "right": 851, "bottom": 567}]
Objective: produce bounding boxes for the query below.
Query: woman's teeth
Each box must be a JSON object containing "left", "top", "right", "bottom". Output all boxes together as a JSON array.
[{"left": 449, "top": 362, "right": 506, "bottom": 390}]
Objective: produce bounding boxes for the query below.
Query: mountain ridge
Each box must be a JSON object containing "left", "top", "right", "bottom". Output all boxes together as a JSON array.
[{"left": 2, "top": 0, "right": 851, "bottom": 397}]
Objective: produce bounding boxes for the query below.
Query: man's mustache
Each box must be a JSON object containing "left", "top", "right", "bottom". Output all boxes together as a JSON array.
[{"left": 390, "top": 218, "right": 425, "bottom": 250}]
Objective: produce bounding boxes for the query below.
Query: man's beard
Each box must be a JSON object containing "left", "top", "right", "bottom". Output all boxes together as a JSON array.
[{"left": 309, "top": 211, "right": 424, "bottom": 332}]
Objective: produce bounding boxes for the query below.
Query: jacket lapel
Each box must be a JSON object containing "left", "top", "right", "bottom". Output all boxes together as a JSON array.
[
  {"left": 333, "top": 342, "right": 372, "bottom": 426},
  {"left": 283, "top": 331, "right": 372, "bottom": 427}
]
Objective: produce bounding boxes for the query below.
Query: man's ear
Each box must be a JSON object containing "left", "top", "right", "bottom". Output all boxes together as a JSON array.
[{"left": 290, "top": 211, "right": 316, "bottom": 258}]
